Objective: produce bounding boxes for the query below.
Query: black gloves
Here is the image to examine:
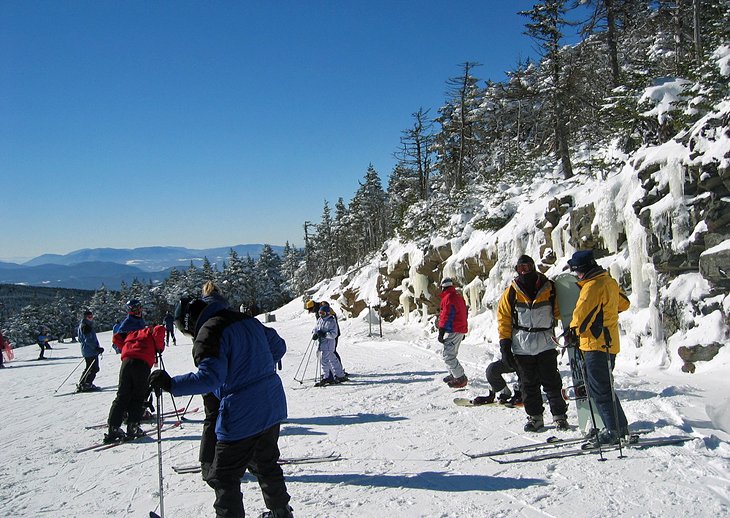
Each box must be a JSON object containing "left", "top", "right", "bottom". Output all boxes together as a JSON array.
[
  {"left": 312, "top": 333, "right": 319, "bottom": 341},
  {"left": 437, "top": 328, "right": 446, "bottom": 343},
  {"left": 97, "top": 347, "right": 105, "bottom": 354},
  {"left": 564, "top": 328, "right": 578, "bottom": 347},
  {"left": 149, "top": 370, "right": 172, "bottom": 394},
  {"left": 499, "top": 339, "right": 516, "bottom": 370}
]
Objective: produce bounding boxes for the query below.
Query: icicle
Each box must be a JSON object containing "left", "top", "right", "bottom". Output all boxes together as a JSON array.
[
  {"left": 399, "top": 280, "right": 412, "bottom": 324},
  {"left": 594, "top": 185, "right": 621, "bottom": 254}
]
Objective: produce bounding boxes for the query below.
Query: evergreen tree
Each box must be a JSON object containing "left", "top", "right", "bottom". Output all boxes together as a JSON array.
[
  {"left": 433, "top": 62, "right": 485, "bottom": 191},
  {"left": 255, "top": 244, "right": 285, "bottom": 312},
  {"left": 520, "top": 0, "right": 575, "bottom": 179}
]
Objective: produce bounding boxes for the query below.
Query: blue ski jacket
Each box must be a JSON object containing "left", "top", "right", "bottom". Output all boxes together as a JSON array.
[
  {"left": 170, "top": 303, "right": 287, "bottom": 442},
  {"left": 78, "top": 318, "right": 101, "bottom": 358}
]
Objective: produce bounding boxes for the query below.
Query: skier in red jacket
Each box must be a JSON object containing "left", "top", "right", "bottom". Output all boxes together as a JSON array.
[
  {"left": 438, "top": 278, "right": 469, "bottom": 388},
  {"left": 105, "top": 323, "right": 165, "bottom": 443}
]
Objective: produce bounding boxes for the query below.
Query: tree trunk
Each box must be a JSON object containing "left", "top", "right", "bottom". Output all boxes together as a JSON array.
[{"left": 604, "top": 0, "right": 620, "bottom": 86}]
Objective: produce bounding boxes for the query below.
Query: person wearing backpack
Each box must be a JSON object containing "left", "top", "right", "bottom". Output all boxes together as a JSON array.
[{"left": 497, "top": 255, "right": 568, "bottom": 432}]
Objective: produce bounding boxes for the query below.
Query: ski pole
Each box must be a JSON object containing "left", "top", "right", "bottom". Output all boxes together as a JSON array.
[
  {"left": 315, "top": 349, "right": 323, "bottom": 385},
  {"left": 53, "top": 358, "right": 85, "bottom": 393},
  {"left": 603, "top": 329, "right": 624, "bottom": 459},
  {"left": 293, "top": 339, "right": 316, "bottom": 383},
  {"left": 577, "top": 347, "right": 606, "bottom": 461},
  {"left": 156, "top": 353, "right": 182, "bottom": 422},
  {"left": 154, "top": 384, "right": 165, "bottom": 518}
]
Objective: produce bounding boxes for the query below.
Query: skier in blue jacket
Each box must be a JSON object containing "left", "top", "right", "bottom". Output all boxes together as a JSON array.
[
  {"left": 149, "top": 296, "right": 293, "bottom": 518},
  {"left": 77, "top": 310, "right": 104, "bottom": 392}
]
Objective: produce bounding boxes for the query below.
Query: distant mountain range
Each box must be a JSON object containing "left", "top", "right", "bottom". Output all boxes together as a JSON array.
[{"left": 0, "top": 244, "right": 283, "bottom": 290}]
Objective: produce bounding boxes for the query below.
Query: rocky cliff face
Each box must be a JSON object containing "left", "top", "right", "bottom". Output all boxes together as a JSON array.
[{"left": 334, "top": 104, "right": 729, "bottom": 372}]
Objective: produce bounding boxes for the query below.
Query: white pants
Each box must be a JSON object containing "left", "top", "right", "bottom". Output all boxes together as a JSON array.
[
  {"left": 319, "top": 340, "right": 344, "bottom": 379},
  {"left": 442, "top": 332, "right": 465, "bottom": 378}
]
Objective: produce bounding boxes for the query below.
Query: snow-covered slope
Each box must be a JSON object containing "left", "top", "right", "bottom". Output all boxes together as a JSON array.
[{"left": 1, "top": 300, "right": 728, "bottom": 517}]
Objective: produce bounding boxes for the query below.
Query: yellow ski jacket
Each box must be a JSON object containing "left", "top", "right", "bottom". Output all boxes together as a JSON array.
[{"left": 570, "top": 270, "right": 630, "bottom": 354}]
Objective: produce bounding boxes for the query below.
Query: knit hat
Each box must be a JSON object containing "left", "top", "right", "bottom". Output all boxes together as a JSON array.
[
  {"left": 440, "top": 278, "right": 453, "bottom": 288},
  {"left": 516, "top": 255, "right": 535, "bottom": 266},
  {"left": 568, "top": 250, "right": 598, "bottom": 273},
  {"left": 83, "top": 310, "right": 93, "bottom": 317}
]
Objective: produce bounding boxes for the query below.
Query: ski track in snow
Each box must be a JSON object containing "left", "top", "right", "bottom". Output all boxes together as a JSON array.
[{"left": 0, "top": 304, "right": 729, "bottom": 517}]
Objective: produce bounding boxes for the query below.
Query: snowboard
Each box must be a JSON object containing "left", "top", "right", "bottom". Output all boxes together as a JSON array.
[{"left": 553, "top": 273, "right": 605, "bottom": 434}]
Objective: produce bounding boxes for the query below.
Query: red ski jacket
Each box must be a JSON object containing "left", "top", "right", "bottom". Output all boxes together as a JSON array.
[
  {"left": 119, "top": 325, "right": 166, "bottom": 368},
  {"left": 438, "top": 287, "right": 468, "bottom": 334}
]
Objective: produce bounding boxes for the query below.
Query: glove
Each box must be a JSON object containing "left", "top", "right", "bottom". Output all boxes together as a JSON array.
[
  {"left": 437, "top": 328, "right": 446, "bottom": 343},
  {"left": 564, "top": 328, "right": 578, "bottom": 347},
  {"left": 499, "top": 339, "right": 516, "bottom": 370},
  {"left": 149, "top": 370, "right": 172, "bottom": 394},
  {"left": 96, "top": 347, "right": 105, "bottom": 354},
  {"left": 312, "top": 333, "right": 320, "bottom": 341}
]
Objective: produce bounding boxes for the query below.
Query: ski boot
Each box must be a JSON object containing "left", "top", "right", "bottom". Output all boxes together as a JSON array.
[
  {"left": 447, "top": 375, "right": 468, "bottom": 388},
  {"left": 126, "top": 423, "right": 146, "bottom": 439},
  {"left": 442, "top": 374, "right": 454, "bottom": 383},
  {"left": 553, "top": 414, "right": 570, "bottom": 431},
  {"left": 524, "top": 414, "right": 544, "bottom": 432},
  {"left": 258, "top": 505, "right": 294, "bottom": 518},
  {"left": 104, "top": 426, "right": 127, "bottom": 444},
  {"left": 314, "top": 376, "right": 335, "bottom": 387},
  {"left": 472, "top": 391, "right": 496, "bottom": 405},
  {"left": 497, "top": 387, "right": 513, "bottom": 404}
]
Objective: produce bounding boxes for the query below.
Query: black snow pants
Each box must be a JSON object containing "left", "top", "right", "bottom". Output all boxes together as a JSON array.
[
  {"left": 515, "top": 349, "right": 567, "bottom": 418},
  {"left": 108, "top": 358, "right": 151, "bottom": 428},
  {"left": 207, "top": 423, "right": 291, "bottom": 518}
]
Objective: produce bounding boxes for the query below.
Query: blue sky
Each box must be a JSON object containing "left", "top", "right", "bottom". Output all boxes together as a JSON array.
[{"left": 1, "top": 0, "right": 549, "bottom": 262}]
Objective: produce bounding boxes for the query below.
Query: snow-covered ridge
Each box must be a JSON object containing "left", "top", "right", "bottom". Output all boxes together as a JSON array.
[{"left": 317, "top": 79, "right": 729, "bottom": 375}]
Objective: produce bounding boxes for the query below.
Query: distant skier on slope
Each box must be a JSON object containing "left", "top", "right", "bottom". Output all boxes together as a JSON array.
[
  {"left": 497, "top": 255, "right": 568, "bottom": 432},
  {"left": 36, "top": 329, "right": 52, "bottom": 360},
  {"left": 438, "top": 277, "right": 469, "bottom": 389},
  {"left": 77, "top": 309, "right": 104, "bottom": 392},
  {"left": 149, "top": 294, "right": 294, "bottom": 518},
  {"left": 567, "top": 249, "right": 631, "bottom": 447},
  {"left": 312, "top": 303, "right": 347, "bottom": 386},
  {"left": 163, "top": 311, "right": 176, "bottom": 346},
  {"left": 305, "top": 299, "right": 345, "bottom": 372}
]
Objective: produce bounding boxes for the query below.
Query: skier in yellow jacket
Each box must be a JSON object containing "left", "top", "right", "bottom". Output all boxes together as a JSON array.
[
  {"left": 568, "top": 250, "right": 631, "bottom": 445},
  {"left": 497, "top": 255, "right": 568, "bottom": 432}
]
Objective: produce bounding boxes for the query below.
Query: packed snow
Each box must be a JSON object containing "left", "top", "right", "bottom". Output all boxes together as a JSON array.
[{"left": 1, "top": 296, "right": 729, "bottom": 518}]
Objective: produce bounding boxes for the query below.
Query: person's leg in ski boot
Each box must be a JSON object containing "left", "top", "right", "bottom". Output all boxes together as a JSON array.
[
  {"left": 200, "top": 393, "right": 220, "bottom": 481},
  {"left": 584, "top": 350, "right": 628, "bottom": 439},
  {"left": 106, "top": 359, "right": 135, "bottom": 442},
  {"left": 248, "top": 424, "right": 292, "bottom": 518},
  {"left": 441, "top": 332, "right": 466, "bottom": 387},
  {"left": 125, "top": 360, "right": 152, "bottom": 434},
  {"left": 515, "top": 354, "right": 544, "bottom": 430},
  {"left": 536, "top": 349, "right": 570, "bottom": 430},
  {"left": 207, "top": 435, "right": 258, "bottom": 517}
]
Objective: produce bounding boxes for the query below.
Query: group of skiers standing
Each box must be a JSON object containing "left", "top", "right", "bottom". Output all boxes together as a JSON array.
[
  {"left": 438, "top": 249, "right": 631, "bottom": 447},
  {"left": 68, "top": 280, "right": 294, "bottom": 518}
]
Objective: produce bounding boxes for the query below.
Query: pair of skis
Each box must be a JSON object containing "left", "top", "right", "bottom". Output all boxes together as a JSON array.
[
  {"left": 171, "top": 452, "right": 342, "bottom": 474},
  {"left": 83, "top": 406, "right": 199, "bottom": 430},
  {"left": 77, "top": 422, "right": 181, "bottom": 453},
  {"left": 453, "top": 397, "right": 523, "bottom": 408},
  {"left": 464, "top": 431, "right": 694, "bottom": 463}
]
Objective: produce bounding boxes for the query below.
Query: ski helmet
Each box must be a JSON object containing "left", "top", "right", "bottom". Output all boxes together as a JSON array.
[
  {"left": 174, "top": 297, "right": 208, "bottom": 337},
  {"left": 126, "top": 299, "right": 142, "bottom": 314}
]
